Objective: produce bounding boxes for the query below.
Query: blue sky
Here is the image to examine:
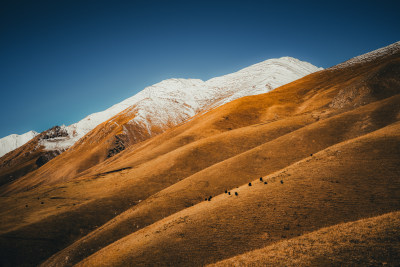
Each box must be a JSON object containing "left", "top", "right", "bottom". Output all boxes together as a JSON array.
[{"left": 0, "top": 0, "right": 399, "bottom": 138}]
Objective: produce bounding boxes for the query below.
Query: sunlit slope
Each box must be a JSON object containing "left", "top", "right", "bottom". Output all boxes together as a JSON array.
[
  {"left": 209, "top": 211, "right": 400, "bottom": 267},
  {"left": 0, "top": 50, "right": 398, "bottom": 266},
  {"left": 77, "top": 122, "right": 400, "bottom": 266}
]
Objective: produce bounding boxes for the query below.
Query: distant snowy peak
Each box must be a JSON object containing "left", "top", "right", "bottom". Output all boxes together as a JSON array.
[
  {"left": 0, "top": 130, "right": 39, "bottom": 157},
  {"left": 330, "top": 41, "right": 400, "bottom": 70}
]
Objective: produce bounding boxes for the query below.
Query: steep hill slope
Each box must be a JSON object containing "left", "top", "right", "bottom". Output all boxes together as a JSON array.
[
  {"left": 0, "top": 57, "right": 320, "bottom": 184},
  {"left": 0, "top": 42, "right": 399, "bottom": 266}
]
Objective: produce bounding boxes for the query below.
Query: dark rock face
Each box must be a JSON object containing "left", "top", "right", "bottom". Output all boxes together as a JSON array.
[
  {"left": 107, "top": 135, "right": 126, "bottom": 158},
  {"left": 39, "top": 126, "right": 69, "bottom": 140},
  {"left": 36, "top": 150, "right": 63, "bottom": 167}
]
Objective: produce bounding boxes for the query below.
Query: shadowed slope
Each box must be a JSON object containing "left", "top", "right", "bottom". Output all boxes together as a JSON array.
[{"left": 209, "top": 211, "right": 400, "bottom": 267}]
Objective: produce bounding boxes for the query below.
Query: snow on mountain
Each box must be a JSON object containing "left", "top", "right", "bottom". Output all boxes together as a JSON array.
[
  {"left": 110, "top": 57, "right": 323, "bottom": 137},
  {"left": 0, "top": 131, "right": 39, "bottom": 157},
  {"left": 205, "top": 57, "right": 322, "bottom": 108},
  {"left": 7, "top": 57, "right": 323, "bottom": 154},
  {"left": 329, "top": 41, "right": 400, "bottom": 70}
]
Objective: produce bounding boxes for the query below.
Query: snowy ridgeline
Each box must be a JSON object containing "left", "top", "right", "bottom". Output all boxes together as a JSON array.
[
  {"left": 54, "top": 56, "right": 322, "bottom": 150},
  {"left": 1, "top": 57, "right": 323, "bottom": 156},
  {"left": 329, "top": 41, "right": 400, "bottom": 70},
  {"left": 0, "top": 131, "right": 39, "bottom": 157}
]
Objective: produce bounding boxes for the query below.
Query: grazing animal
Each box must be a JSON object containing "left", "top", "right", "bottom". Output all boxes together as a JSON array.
[
  {"left": 248, "top": 182, "right": 252, "bottom": 186},
  {"left": 205, "top": 198, "right": 207, "bottom": 201},
  {"left": 235, "top": 192, "right": 238, "bottom": 196},
  {"left": 310, "top": 153, "right": 313, "bottom": 156},
  {"left": 228, "top": 192, "right": 231, "bottom": 195},
  {"left": 280, "top": 180, "right": 284, "bottom": 184},
  {"left": 208, "top": 196, "right": 212, "bottom": 201},
  {"left": 264, "top": 181, "right": 268, "bottom": 184},
  {"left": 260, "top": 177, "right": 263, "bottom": 181},
  {"left": 225, "top": 190, "right": 227, "bottom": 193}
]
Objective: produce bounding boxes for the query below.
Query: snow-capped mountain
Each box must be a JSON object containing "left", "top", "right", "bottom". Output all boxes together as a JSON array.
[
  {"left": 0, "top": 56, "right": 321, "bottom": 166},
  {"left": 93, "top": 57, "right": 322, "bottom": 142},
  {"left": 0, "top": 56, "right": 321, "bottom": 184},
  {"left": 35, "top": 57, "right": 321, "bottom": 152},
  {"left": 0, "top": 131, "right": 39, "bottom": 157}
]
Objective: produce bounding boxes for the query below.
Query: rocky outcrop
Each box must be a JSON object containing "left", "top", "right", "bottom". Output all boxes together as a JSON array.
[
  {"left": 39, "top": 126, "right": 69, "bottom": 140},
  {"left": 107, "top": 135, "right": 126, "bottom": 158}
]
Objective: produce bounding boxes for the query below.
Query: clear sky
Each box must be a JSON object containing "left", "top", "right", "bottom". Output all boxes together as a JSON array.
[{"left": 0, "top": 0, "right": 399, "bottom": 138}]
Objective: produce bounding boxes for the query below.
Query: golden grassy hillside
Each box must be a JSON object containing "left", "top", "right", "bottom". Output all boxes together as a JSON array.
[
  {"left": 72, "top": 121, "right": 400, "bottom": 266},
  {"left": 42, "top": 94, "right": 400, "bottom": 267},
  {"left": 209, "top": 211, "right": 400, "bottom": 266},
  {"left": 0, "top": 49, "right": 399, "bottom": 266}
]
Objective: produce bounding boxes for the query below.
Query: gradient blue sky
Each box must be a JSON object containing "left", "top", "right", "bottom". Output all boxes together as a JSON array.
[{"left": 0, "top": 0, "right": 399, "bottom": 138}]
